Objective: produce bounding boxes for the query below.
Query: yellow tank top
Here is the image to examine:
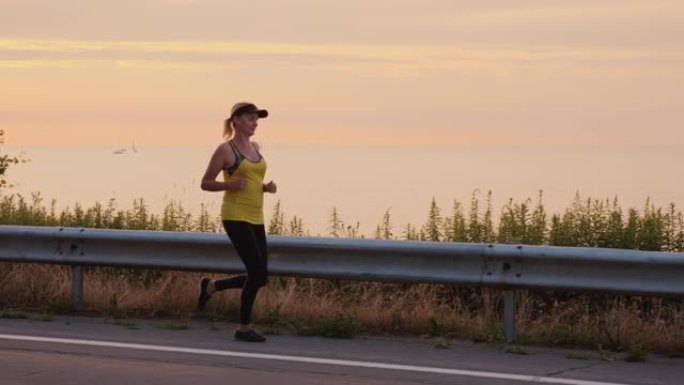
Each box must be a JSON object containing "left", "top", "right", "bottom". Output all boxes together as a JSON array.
[{"left": 220, "top": 142, "right": 267, "bottom": 224}]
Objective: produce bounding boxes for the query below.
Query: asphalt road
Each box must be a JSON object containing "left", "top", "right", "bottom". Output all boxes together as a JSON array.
[{"left": 1, "top": 314, "right": 682, "bottom": 385}]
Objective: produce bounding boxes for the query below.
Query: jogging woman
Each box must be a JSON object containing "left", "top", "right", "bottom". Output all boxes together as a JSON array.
[{"left": 198, "top": 102, "right": 277, "bottom": 342}]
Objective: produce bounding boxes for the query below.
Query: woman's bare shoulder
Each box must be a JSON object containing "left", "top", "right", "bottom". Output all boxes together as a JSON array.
[
  {"left": 212, "top": 141, "right": 235, "bottom": 163},
  {"left": 216, "top": 141, "right": 232, "bottom": 151},
  {"left": 215, "top": 141, "right": 236, "bottom": 155}
]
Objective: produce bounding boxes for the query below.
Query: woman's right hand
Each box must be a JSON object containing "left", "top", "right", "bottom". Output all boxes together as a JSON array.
[{"left": 229, "top": 178, "right": 248, "bottom": 190}]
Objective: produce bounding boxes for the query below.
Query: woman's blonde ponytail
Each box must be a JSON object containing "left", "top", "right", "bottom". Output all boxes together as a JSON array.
[{"left": 223, "top": 118, "right": 234, "bottom": 139}]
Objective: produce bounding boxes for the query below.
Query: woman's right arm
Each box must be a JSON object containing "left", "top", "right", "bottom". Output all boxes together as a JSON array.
[{"left": 200, "top": 144, "right": 245, "bottom": 191}]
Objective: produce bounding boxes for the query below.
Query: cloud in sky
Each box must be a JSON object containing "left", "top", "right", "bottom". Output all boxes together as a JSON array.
[{"left": 2, "top": 38, "right": 681, "bottom": 78}]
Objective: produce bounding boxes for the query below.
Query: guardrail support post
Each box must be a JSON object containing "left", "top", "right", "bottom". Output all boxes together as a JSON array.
[
  {"left": 504, "top": 290, "right": 516, "bottom": 344},
  {"left": 71, "top": 265, "right": 83, "bottom": 310}
]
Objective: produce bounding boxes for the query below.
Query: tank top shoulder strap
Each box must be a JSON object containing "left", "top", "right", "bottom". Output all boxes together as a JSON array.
[{"left": 225, "top": 140, "right": 244, "bottom": 176}]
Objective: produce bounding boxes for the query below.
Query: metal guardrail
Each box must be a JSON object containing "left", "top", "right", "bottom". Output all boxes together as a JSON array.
[{"left": 2, "top": 225, "right": 684, "bottom": 342}]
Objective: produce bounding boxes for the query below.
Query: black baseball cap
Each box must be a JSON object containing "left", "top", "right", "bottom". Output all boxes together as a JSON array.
[{"left": 230, "top": 102, "right": 268, "bottom": 119}]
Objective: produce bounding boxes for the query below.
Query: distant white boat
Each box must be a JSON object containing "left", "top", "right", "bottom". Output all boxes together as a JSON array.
[{"left": 113, "top": 143, "right": 137, "bottom": 155}]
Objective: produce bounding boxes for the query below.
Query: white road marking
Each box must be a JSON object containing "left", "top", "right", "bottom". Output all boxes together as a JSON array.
[{"left": 0, "top": 333, "right": 628, "bottom": 385}]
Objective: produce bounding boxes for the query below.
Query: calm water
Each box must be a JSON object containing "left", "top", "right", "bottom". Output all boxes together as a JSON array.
[{"left": 3, "top": 145, "right": 683, "bottom": 236}]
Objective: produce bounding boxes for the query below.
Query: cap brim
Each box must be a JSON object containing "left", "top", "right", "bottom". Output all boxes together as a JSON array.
[{"left": 256, "top": 109, "right": 268, "bottom": 118}]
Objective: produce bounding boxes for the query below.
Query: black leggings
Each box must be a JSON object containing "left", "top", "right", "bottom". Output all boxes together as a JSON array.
[{"left": 213, "top": 220, "right": 268, "bottom": 324}]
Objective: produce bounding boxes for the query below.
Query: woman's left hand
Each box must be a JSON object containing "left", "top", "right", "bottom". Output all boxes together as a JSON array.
[{"left": 263, "top": 181, "right": 277, "bottom": 193}]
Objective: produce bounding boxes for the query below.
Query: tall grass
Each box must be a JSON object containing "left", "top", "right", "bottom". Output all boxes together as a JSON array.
[{"left": 1, "top": 191, "right": 683, "bottom": 354}]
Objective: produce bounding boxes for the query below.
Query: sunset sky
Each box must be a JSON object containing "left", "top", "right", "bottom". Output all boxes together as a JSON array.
[{"left": 1, "top": 0, "right": 683, "bottom": 147}]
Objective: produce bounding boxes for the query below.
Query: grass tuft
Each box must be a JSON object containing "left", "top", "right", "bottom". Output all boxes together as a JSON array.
[
  {"left": 0, "top": 310, "right": 28, "bottom": 319},
  {"left": 624, "top": 344, "right": 649, "bottom": 363},
  {"left": 161, "top": 320, "right": 190, "bottom": 330}
]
